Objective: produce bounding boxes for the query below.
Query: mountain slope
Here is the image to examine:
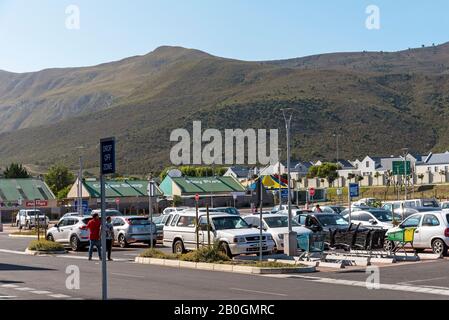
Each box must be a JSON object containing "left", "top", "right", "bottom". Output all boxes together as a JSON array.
[{"left": 1, "top": 44, "right": 449, "bottom": 174}]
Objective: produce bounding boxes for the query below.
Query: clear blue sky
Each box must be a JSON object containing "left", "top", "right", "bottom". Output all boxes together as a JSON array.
[{"left": 1, "top": 0, "right": 448, "bottom": 72}]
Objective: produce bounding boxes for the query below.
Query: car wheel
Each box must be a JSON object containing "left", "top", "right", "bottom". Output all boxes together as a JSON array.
[
  {"left": 47, "top": 234, "right": 54, "bottom": 242},
  {"left": 118, "top": 234, "right": 128, "bottom": 248},
  {"left": 432, "top": 239, "right": 448, "bottom": 256},
  {"left": 173, "top": 240, "right": 186, "bottom": 254},
  {"left": 384, "top": 240, "right": 395, "bottom": 252},
  {"left": 219, "top": 242, "right": 233, "bottom": 258},
  {"left": 70, "top": 235, "right": 81, "bottom": 251}
]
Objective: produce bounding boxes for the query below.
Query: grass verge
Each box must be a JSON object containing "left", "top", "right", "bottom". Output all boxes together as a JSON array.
[{"left": 28, "top": 240, "right": 65, "bottom": 252}]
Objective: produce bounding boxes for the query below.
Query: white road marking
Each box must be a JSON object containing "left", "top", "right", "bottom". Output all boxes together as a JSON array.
[
  {"left": 49, "top": 294, "right": 71, "bottom": 299},
  {"left": 1, "top": 284, "right": 19, "bottom": 288},
  {"left": 31, "top": 291, "right": 53, "bottom": 295},
  {"left": 230, "top": 287, "right": 287, "bottom": 297},
  {"left": 56, "top": 255, "right": 128, "bottom": 262},
  {"left": 111, "top": 272, "right": 145, "bottom": 278},
  {"left": 0, "top": 295, "right": 17, "bottom": 299},
  {"left": 397, "top": 277, "right": 447, "bottom": 285},
  {"left": 262, "top": 274, "right": 449, "bottom": 297},
  {"left": 0, "top": 249, "right": 27, "bottom": 255},
  {"left": 14, "top": 287, "right": 35, "bottom": 291}
]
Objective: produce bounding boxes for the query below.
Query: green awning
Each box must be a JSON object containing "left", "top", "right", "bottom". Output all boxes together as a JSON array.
[
  {"left": 171, "top": 176, "right": 246, "bottom": 195},
  {"left": 0, "top": 179, "right": 55, "bottom": 202},
  {"left": 83, "top": 180, "right": 162, "bottom": 198}
]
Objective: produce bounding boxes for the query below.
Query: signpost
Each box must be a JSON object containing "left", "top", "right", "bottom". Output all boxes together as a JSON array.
[
  {"left": 392, "top": 161, "right": 411, "bottom": 176},
  {"left": 147, "top": 180, "right": 156, "bottom": 249},
  {"left": 348, "top": 183, "right": 360, "bottom": 224},
  {"left": 0, "top": 202, "right": 3, "bottom": 232},
  {"left": 195, "top": 194, "right": 200, "bottom": 250},
  {"left": 100, "top": 137, "right": 115, "bottom": 301}
]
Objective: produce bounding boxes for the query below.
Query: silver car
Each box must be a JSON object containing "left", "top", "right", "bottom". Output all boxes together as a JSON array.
[
  {"left": 46, "top": 216, "right": 92, "bottom": 251},
  {"left": 112, "top": 216, "right": 157, "bottom": 248}
]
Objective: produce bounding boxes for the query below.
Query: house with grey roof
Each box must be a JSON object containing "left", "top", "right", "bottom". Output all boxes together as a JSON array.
[{"left": 415, "top": 152, "right": 449, "bottom": 175}]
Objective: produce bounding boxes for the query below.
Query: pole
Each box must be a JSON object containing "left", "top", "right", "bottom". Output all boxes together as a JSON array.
[
  {"left": 259, "top": 178, "right": 263, "bottom": 262},
  {"left": 35, "top": 199, "right": 39, "bottom": 241},
  {"left": 78, "top": 155, "right": 83, "bottom": 216},
  {"left": 100, "top": 174, "right": 108, "bottom": 300},
  {"left": 206, "top": 205, "right": 211, "bottom": 247},
  {"left": 278, "top": 159, "right": 282, "bottom": 206},
  {"left": 195, "top": 200, "right": 199, "bottom": 250},
  {"left": 348, "top": 188, "right": 352, "bottom": 225},
  {"left": 404, "top": 152, "right": 407, "bottom": 201},
  {"left": 149, "top": 181, "right": 153, "bottom": 249}
]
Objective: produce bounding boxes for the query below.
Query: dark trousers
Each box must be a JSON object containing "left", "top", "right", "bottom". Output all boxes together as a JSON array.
[{"left": 106, "top": 239, "right": 113, "bottom": 260}]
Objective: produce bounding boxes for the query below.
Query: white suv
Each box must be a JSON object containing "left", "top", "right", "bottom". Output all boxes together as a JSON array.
[
  {"left": 163, "top": 212, "right": 275, "bottom": 258},
  {"left": 16, "top": 209, "right": 49, "bottom": 230},
  {"left": 46, "top": 216, "right": 93, "bottom": 251}
]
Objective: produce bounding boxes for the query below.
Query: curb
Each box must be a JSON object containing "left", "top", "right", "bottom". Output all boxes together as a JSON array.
[
  {"left": 134, "top": 257, "right": 316, "bottom": 274},
  {"left": 25, "top": 248, "right": 67, "bottom": 256}
]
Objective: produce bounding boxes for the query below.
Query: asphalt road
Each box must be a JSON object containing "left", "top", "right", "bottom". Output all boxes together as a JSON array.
[{"left": 1, "top": 232, "right": 449, "bottom": 300}]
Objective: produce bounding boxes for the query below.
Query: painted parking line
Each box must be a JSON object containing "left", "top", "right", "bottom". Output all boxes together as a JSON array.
[
  {"left": 1, "top": 284, "right": 19, "bottom": 288},
  {"left": 0, "top": 295, "right": 17, "bottom": 300},
  {"left": 31, "top": 291, "right": 53, "bottom": 295},
  {"left": 263, "top": 274, "right": 449, "bottom": 297},
  {"left": 14, "top": 287, "right": 35, "bottom": 291},
  {"left": 230, "top": 288, "right": 288, "bottom": 297},
  {"left": 397, "top": 277, "right": 448, "bottom": 285},
  {"left": 49, "top": 294, "right": 71, "bottom": 299},
  {"left": 0, "top": 249, "right": 27, "bottom": 255},
  {"left": 111, "top": 272, "right": 145, "bottom": 279}
]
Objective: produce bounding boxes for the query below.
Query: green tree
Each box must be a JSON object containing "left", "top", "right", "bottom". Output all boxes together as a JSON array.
[
  {"left": 307, "top": 163, "right": 340, "bottom": 184},
  {"left": 57, "top": 185, "right": 72, "bottom": 200},
  {"left": 44, "top": 164, "right": 75, "bottom": 196},
  {"left": 3, "top": 163, "right": 30, "bottom": 178}
]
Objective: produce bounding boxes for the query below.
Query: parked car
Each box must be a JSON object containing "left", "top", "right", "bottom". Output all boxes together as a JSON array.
[
  {"left": 381, "top": 203, "right": 441, "bottom": 220},
  {"left": 91, "top": 209, "right": 123, "bottom": 217},
  {"left": 294, "top": 213, "right": 352, "bottom": 232},
  {"left": 243, "top": 214, "right": 311, "bottom": 252},
  {"left": 152, "top": 214, "right": 172, "bottom": 241},
  {"left": 343, "top": 209, "right": 393, "bottom": 230},
  {"left": 111, "top": 216, "right": 157, "bottom": 248},
  {"left": 352, "top": 198, "right": 378, "bottom": 207},
  {"left": 62, "top": 211, "right": 92, "bottom": 218},
  {"left": 214, "top": 207, "right": 240, "bottom": 216},
  {"left": 163, "top": 211, "right": 275, "bottom": 257},
  {"left": 46, "top": 216, "right": 93, "bottom": 251},
  {"left": 313, "top": 205, "right": 346, "bottom": 214},
  {"left": 16, "top": 209, "right": 49, "bottom": 230},
  {"left": 271, "top": 204, "right": 300, "bottom": 214},
  {"left": 162, "top": 207, "right": 189, "bottom": 215},
  {"left": 440, "top": 201, "right": 449, "bottom": 210},
  {"left": 278, "top": 209, "right": 312, "bottom": 217},
  {"left": 384, "top": 212, "right": 449, "bottom": 255}
]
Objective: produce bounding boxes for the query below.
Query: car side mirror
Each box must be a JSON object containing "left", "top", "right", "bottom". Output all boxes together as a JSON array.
[{"left": 369, "top": 219, "right": 377, "bottom": 225}]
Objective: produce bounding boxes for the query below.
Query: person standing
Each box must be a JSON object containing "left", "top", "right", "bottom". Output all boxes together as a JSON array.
[
  {"left": 87, "top": 213, "right": 102, "bottom": 261},
  {"left": 315, "top": 204, "right": 322, "bottom": 213},
  {"left": 104, "top": 216, "right": 114, "bottom": 261}
]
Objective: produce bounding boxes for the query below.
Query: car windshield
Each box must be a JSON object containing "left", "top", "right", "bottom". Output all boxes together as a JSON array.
[
  {"left": 26, "top": 211, "right": 41, "bottom": 216},
  {"left": 212, "top": 216, "right": 249, "bottom": 230},
  {"left": 152, "top": 216, "right": 164, "bottom": 224},
  {"left": 316, "top": 215, "right": 349, "bottom": 226},
  {"left": 82, "top": 218, "right": 92, "bottom": 224},
  {"left": 264, "top": 216, "right": 300, "bottom": 228},
  {"left": 422, "top": 200, "right": 438, "bottom": 207},
  {"left": 128, "top": 218, "right": 150, "bottom": 225},
  {"left": 369, "top": 210, "right": 393, "bottom": 222}
]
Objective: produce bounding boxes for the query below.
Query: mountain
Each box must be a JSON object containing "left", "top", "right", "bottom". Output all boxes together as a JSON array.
[{"left": 1, "top": 44, "right": 449, "bottom": 174}]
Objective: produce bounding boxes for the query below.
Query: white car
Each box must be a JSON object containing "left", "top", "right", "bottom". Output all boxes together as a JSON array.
[
  {"left": 343, "top": 209, "right": 393, "bottom": 230},
  {"left": 46, "top": 216, "right": 93, "bottom": 251},
  {"left": 243, "top": 214, "right": 312, "bottom": 252},
  {"left": 162, "top": 207, "right": 189, "bottom": 215},
  {"left": 16, "top": 209, "right": 49, "bottom": 230},
  {"left": 163, "top": 211, "right": 275, "bottom": 257},
  {"left": 384, "top": 211, "right": 449, "bottom": 256},
  {"left": 440, "top": 201, "right": 449, "bottom": 210},
  {"left": 270, "top": 204, "right": 300, "bottom": 214}
]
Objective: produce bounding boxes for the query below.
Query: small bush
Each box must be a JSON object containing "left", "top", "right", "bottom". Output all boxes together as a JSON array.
[
  {"left": 28, "top": 240, "right": 64, "bottom": 252},
  {"left": 139, "top": 248, "right": 178, "bottom": 260},
  {"left": 179, "top": 242, "right": 230, "bottom": 263}
]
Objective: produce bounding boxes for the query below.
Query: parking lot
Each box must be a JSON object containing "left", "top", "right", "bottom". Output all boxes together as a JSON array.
[{"left": 1, "top": 221, "right": 449, "bottom": 300}]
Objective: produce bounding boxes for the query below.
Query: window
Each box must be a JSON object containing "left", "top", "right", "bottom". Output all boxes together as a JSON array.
[
  {"left": 59, "top": 219, "right": 68, "bottom": 227},
  {"left": 165, "top": 214, "right": 174, "bottom": 226},
  {"left": 177, "top": 216, "right": 195, "bottom": 228},
  {"left": 297, "top": 215, "right": 307, "bottom": 225},
  {"left": 170, "top": 214, "right": 179, "bottom": 226},
  {"left": 358, "top": 213, "right": 372, "bottom": 222},
  {"left": 422, "top": 214, "right": 440, "bottom": 227},
  {"left": 435, "top": 166, "right": 438, "bottom": 172},
  {"left": 366, "top": 161, "right": 370, "bottom": 168},
  {"left": 67, "top": 219, "right": 77, "bottom": 226},
  {"left": 401, "top": 215, "right": 421, "bottom": 228}
]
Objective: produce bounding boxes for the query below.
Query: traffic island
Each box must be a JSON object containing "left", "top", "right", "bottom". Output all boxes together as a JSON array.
[
  {"left": 25, "top": 240, "right": 67, "bottom": 255},
  {"left": 135, "top": 248, "right": 316, "bottom": 275}
]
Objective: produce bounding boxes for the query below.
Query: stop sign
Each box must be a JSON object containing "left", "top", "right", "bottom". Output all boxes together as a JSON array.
[
  {"left": 309, "top": 188, "right": 316, "bottom": 197},
  {"left": 195, "top": 194, "right": 200, "bottom": 202}
]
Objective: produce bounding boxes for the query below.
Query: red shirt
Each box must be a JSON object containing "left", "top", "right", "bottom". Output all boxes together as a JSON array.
[{"left": 87, "top": 218, "right": 101, "bottom": 240}]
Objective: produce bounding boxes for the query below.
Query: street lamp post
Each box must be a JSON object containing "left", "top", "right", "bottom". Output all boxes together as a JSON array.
[
  {"left": 282, "top": 108, "right": 297, "bottom": 256},
  {"left": 278, "top": 149, "right": 282, "bottom": 206},
  {"left": 76, "top": 146, "right": 85, "bottom": 216},
  {"left": 402, "top": 148, "right": 408, "bottom": 201}
]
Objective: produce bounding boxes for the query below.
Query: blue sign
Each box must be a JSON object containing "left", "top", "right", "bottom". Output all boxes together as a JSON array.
[
  {"left": 74, "top": 200, "right": 89, "bottom": 213},
  {"left": 349, "top": 183, "right": 359, "bottom": 198},
  {"left": 100, "top": 137, "right": 116, "bottom": 175},
  {"left": 281, "top": 189, "right": 289, "bottom": 200}
]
